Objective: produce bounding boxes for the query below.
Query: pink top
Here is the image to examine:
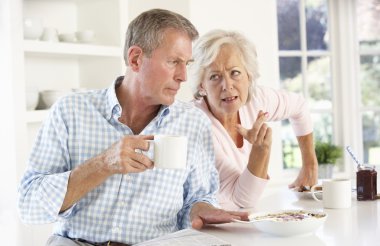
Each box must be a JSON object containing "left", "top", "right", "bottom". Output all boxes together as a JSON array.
[{"left": 193, "top": 86, "right": 313, "bottom": 210}]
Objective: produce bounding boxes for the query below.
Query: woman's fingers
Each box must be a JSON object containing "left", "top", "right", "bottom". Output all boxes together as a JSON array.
[
  {"left": 238, "top": 111, "right": 269, "bottom": 144},
  {"left": 264, "top": 127, "right": 272, "bottom": 144}
]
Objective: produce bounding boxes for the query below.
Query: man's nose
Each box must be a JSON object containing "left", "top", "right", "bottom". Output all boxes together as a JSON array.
[{"left": 174, "top": 63, "right": 187, "bottom": 83}]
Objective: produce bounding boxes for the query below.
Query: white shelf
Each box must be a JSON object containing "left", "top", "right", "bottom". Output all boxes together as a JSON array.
[
  {"left": 24, "top": 40, "right": 122, "bottom": 57},
  {"left": 25, "top": 110, "right": 49, "bottom": 123}
]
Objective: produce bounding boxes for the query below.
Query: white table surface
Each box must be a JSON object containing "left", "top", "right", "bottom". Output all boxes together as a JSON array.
[{"left": 201, "top": 187, "right": 380, "bottom": 246}]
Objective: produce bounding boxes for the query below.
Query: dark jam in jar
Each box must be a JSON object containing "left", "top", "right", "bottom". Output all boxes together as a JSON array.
[{"left": 356, "top": 166, "right": 377, "bottom": 201}]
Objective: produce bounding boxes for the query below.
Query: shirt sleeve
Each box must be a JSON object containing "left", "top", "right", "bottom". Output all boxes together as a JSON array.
[
  {"left": 18, "top": 101, "right": 76, "bottom": 224},
  {"left": 214, "top": 141, "right": 269, "bottom": 210},
  {"left": 255, "top": 86, "right": 313, "bottom": 136},
  {"left": 177, "top": 115, "right": 219, "bottom": 229}
]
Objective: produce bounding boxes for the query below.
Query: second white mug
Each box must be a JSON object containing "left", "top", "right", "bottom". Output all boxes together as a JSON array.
[{"left": 311, "top": 179, "right": 352, "bottom": 209}]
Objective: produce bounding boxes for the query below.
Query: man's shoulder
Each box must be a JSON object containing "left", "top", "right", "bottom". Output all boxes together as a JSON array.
[
  {"left": 56, "top": 89, "right": 106, "bottom": 106},
  {"left": 50, "top": 88, "right": 108, "bottom": 118},
  {"left": 172, "top": 100, "right": 211, "bottom": 123}
]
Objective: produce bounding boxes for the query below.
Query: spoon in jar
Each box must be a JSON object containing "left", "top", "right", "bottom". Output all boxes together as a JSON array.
[{"left": 345, "top": 146, "right": 372, "bottom": 169}]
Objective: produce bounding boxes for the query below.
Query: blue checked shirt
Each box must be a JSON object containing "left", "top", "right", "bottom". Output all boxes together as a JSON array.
[{"left": 18, "top": 78, "right": 219, "bottom": 244}]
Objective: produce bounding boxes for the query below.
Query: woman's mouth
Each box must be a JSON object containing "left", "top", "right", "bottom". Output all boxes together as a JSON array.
[{"left": 222, "top": 96, "right": 238, "bottom": 102}]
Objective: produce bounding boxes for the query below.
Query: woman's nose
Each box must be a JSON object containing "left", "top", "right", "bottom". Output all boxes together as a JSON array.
[{"left": 222, "top": 77, "right": 234, "bottom": 91}]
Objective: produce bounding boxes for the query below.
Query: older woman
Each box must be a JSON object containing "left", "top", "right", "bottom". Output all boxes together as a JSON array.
[{"left": 190, "top": 30, "right": 318, "bottom": 210}]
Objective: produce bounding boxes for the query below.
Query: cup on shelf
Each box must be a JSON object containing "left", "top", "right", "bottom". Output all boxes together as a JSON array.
[
  {"left": 40, "top": 27, "right": 59, "bottom": 42},
  {"left": 39, "top": 89, "right": 71, "bottom": 109},
  {"left": 75, "top": 30, "right": 95, "bottom": 43},
  {"left": 25, "top": 87, "right": 39, "bottom": 111},
  {"left": 23, "top": 18, "right": 43, "bottom": 40},
  {"left": 58, "top": 33, "right": 76, "bottom": 43}
]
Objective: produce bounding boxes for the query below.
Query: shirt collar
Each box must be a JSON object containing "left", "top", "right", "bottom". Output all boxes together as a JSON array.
[
  {"left": 156, "top": 104, "right": 170, "bottom": 127},
  {"left": 106, "top": 76, "right": 123, "bottom": 121},
  {"left": 106, "top": 76, "right": 171, "bottom": 126}
]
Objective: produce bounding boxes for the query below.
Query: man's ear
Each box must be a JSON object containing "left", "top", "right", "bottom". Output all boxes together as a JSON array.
[{"left": 127, "top": 46, "right": 143, "bottom": 72}]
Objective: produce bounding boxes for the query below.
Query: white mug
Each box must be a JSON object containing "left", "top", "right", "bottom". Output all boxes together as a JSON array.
[
  {"left": 143, "top": 135, "right": 187, "bottom": 169},
  {"left": 40, "top": 27, "right": 59, "bottom": 42},
  {"left": 311, "top": 179, "right": 352, "bottom": 209}
]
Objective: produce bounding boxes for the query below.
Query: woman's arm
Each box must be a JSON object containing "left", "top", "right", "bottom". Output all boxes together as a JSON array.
[{"left": 288, "top": 133, "right": 318, "bottom": 189}]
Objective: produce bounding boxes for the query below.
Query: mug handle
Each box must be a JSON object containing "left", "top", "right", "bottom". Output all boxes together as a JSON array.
[
  {"left": 311, "top": 185, "right": 322, "bottom": 202},
  {"left": 141, "top": 139, "right": 155, "bottom": 161}
]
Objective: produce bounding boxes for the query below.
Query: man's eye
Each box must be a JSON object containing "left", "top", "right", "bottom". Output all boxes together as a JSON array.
[{"left": 168, "top": 60, "right": 178, "bottom": 65}]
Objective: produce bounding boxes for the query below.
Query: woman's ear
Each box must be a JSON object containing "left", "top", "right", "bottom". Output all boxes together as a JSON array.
[
  {"left": 198, "top": 84, "right": 208, "bottom": 97},
  {"left": 127, "top": 46, "right": 143, "bottom": 72}
]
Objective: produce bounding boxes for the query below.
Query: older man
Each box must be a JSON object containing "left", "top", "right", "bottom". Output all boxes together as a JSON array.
[{"left": 18, "top": 8, "right": 247, "bottom": 246}]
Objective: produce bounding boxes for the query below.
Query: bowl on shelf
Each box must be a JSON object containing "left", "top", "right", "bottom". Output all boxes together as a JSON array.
[
  {"left": 58, "top": 33, "right": 76, "bottom": 43},
  {"left": 71, "top": 87, "right": 88, "bottom": 93},
  {"left": 39, "top": 89, "right": 71, "bottom": 109},
  {"left": 23, "top": 18, "right": 43, "bottom": 40},
  {"left": 25, "top": 87, "right": 39, "bottom": 110},
  {"left": 75, "top": 30, "right": 95, "bottom": 43}
]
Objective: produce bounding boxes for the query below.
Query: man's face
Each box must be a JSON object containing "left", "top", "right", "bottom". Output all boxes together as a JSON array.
[{"left": 137, "top": 29, "right": 193, "bottom": 106}]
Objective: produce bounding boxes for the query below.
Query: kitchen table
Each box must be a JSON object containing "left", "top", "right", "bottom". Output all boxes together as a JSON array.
[{"left": 201, "top": 187, "right": 379, "bottom": 246}]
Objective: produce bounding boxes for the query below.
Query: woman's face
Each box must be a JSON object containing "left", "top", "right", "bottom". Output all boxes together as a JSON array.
[{"left": 200, "top": 44, "right": 250, "bottom": 119}]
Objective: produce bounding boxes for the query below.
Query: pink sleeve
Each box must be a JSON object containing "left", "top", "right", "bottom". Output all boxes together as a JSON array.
[
  {"left": 254, "top": 86, "right": 313, "bottom": 136},
  {"left": 214, "top": 137, "right": 269, "bottom": 210}
]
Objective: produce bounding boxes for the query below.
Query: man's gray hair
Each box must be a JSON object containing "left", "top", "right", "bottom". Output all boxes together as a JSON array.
[{"left": 124, "top": 8, "right": 199, "bottom": 65}]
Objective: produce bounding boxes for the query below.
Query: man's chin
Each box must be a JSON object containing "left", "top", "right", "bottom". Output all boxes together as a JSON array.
[{"left": 160, "top": 96, "right": 175, "bottom": 106}]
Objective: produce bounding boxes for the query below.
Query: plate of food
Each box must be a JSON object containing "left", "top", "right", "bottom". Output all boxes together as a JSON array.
[
  {"left": 292, "top": 186, "right": 323, "bottom": 200},
  {"left": 233, "top": 209, "right": 327, "bottom": 237}
]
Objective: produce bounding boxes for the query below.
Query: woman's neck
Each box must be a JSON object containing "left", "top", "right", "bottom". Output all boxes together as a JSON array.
[{"left": 205, "top": 99, "right": 243, "bottom": 148}]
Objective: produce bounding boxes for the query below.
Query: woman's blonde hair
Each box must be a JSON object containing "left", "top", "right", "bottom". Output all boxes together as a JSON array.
[{"left": 190, "top": 29, "right": 260, "bottom": 101}]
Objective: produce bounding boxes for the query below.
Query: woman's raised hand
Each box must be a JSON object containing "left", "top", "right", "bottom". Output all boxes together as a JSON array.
[{"left": 236, "top": 110, "right": 272, "bottom": 178}]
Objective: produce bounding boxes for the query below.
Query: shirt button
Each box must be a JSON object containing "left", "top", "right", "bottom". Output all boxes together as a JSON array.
[
  {"left": 112, "top": 226, "right": 120, "bottom": 234},
  {"left": 119, "top": 201, "right": 125, "bottom": 206}
]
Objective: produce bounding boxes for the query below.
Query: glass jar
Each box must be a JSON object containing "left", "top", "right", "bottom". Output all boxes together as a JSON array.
[{"left": 356, "top": 165, "right": 377, "bottom": 201}]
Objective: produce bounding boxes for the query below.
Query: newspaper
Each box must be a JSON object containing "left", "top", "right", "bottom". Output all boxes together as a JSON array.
[{"left": 134, "top": 229, "right": 232, "bottom": 246}]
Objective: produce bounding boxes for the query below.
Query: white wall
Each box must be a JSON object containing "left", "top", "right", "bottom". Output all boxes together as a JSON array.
[{"left": 0, "top": 0, "right": 24, "bottom": 244}]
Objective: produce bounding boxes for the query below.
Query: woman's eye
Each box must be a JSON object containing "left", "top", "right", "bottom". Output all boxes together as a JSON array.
[
  {"left": 209, "top": 74, "right": 220, "bottom": 81},
  {"left": 231, "top": 70, "right": 241, "bottom": 77}
]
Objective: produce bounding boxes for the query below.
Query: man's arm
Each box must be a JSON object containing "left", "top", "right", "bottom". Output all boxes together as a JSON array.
[
  {"left": 190, "top": 202, "right": 249, "bottom": 229},
  {"left": 61, "top": 135, "right": 154, "bottom": 212}
]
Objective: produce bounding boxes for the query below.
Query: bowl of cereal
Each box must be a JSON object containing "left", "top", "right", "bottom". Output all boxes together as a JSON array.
[{"left": 233, "top": 209, "right": 327, "bottom": 237}]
